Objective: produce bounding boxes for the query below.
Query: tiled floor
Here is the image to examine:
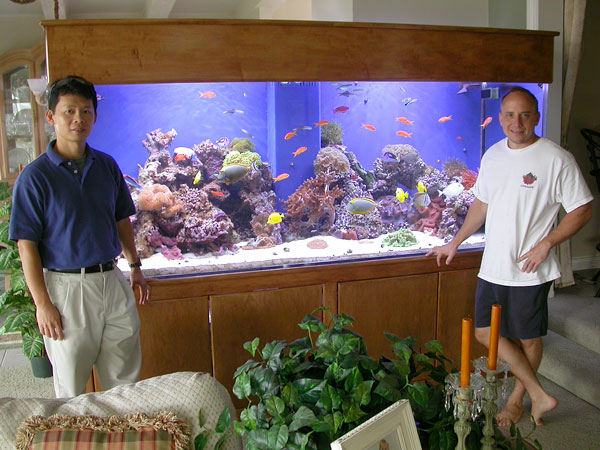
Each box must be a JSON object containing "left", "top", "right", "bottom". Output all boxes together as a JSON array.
[{"left": 0, "top": 347, "right": 30, "bottom": 368}]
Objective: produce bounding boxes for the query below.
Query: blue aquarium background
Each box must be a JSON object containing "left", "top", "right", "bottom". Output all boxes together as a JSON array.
[{"left": 87, "top": 81, "right": 545, "bottom": 271}]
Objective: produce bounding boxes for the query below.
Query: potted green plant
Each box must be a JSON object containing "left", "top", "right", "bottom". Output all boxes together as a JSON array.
[
  {"left": 231, "top": 307, "right": 541, "bottom": 450},
  {"left": 0, "top": 181, "right": 51, "bottom": 378}
]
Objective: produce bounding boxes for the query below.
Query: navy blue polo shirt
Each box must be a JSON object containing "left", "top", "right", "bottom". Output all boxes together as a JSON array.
[{"left": 9, "top": 141, "right": 136, "bottom": 270}]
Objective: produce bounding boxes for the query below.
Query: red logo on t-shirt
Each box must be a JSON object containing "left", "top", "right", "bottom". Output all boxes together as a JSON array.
[{"left": 522, "top": 172, "right": 537, "bottom": 185}]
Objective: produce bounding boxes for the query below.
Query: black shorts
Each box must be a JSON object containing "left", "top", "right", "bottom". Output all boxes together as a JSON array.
[{"left": 474, "top": 279, "right": 552, "bottom": 340}]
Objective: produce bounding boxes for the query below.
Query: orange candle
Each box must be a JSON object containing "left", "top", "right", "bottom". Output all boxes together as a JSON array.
[
  {"left": 488, "top": 304, "right": 502, "bottom": 370},
  {"left": 460, "top": 318, "right": 472, "bottom": 387}
]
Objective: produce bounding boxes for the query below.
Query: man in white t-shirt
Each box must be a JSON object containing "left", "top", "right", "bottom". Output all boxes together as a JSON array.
[{"left": 427, "top": 87, "right": 593, "bottom": 427}]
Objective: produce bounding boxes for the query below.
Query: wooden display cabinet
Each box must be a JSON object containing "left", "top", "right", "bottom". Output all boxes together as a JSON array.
[
  {"left": 0, "top": 44, "right": 52, "bottom": 182},
  {"left": 40, "top": 19, "right": 557, "bottom": 394}
]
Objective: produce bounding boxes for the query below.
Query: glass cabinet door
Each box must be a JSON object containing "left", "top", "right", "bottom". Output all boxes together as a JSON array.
[{"left": 2, "top": 65, "right": 35, "bottom": 175}]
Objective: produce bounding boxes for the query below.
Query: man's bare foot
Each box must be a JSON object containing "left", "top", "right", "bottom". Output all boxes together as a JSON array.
[
  {"left": 496, "top": 403, "right": 523, "bottom": 427},
  {"left": 531, "top": 395, "right": 558, "bottom": 426}
]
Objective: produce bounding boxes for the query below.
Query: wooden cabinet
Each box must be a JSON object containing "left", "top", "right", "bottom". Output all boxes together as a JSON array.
[
  {"left": 338, "top": 274, "right": 438, "bottom": 360},
  {"left": 210, "top": 285, "right": 323, "bottom": 407},
  {"left": 0, "top": 44, "right": 52, "bottom": 182}
]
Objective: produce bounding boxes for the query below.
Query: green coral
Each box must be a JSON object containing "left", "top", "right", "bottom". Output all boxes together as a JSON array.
[
  {"left": 230, "top": 138, "right": 255, "bottom": 153},
  {"left": 222, "top": 149, "right": 262, "bottom": 168},
  {"left": 382, "top": 228, "right": 418, "bottom": 247},
  {"left": 320, "top": 121, "right": 343, "bottom": 147}
]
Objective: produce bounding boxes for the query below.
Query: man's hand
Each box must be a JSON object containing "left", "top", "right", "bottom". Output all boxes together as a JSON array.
[
  {"left": 36, "top": 302, "right": 63, "bottom": 340},
  {"left": 426, "top": 242, "right": 459, "bottom": 267},
  {"left": 517, "top": 241, "right": 552, "bottom": 273},
  {"left": 130, "top": 268, "right": 151, "bottom": 304}
]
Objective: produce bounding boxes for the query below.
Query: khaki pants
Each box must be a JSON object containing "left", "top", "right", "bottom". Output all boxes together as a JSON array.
[{"left": 43, "top": 267, "right": 141, "bottom": 398}]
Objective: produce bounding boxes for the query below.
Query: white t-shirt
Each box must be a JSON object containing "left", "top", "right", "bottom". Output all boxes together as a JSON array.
[{"left": 472, "top": 137, "right": 593, "bottom": 286}]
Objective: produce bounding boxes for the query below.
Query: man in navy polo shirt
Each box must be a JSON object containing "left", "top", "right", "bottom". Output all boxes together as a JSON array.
[{"left": 9, "top": 76, "right": 151, "bottom": 397}]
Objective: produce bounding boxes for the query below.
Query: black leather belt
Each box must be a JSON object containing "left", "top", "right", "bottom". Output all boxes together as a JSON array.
[{"left": 49, "top": 261, "right": 114, "bottom": 274}]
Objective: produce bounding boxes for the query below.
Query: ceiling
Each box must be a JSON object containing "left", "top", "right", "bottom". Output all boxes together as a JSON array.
[{"left": 0, "top": 0, "right": 256, "bottom": 20}]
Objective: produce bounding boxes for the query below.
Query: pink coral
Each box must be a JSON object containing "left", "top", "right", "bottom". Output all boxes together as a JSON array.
[
  {"left": 411, "top": 196, "right": 446, "bottom": 235},
  {"left": 138, "top": 184, "right": 183, "bottom": 218}
]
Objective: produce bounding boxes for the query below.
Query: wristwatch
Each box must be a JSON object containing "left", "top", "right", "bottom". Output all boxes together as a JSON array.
[{"left": 129, "top": 257, "right": 142, "bottom": 268}]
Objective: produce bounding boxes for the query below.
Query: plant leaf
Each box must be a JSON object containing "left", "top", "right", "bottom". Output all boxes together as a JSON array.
[
  {"left": 215, "top": 407, "right": 231, "bottom": 433},
  {"left": 232, "top": 371, "right": 251, "bottom": 399},
  {"left": 194, "top": 433, "right": 208, "bottom": 450},
  {"left": 233, "top": 359, "right": 261, "bottom": 378},
  {"left": 266, "top": 396, "right": 286, "bottom": 418},
  {"left": 299, "top": 315, "right": 327, "bottom": 333},
  {"left": 289, "top": 405, "right": 318, "bottom": 432},
  {"left": 240, "top": 407, "right": 257, "bottom": 431},
  {"left": 425, "top": 340, "right": 444, "bottom": 355},
  {"left": 267, "top": 424, "right": 289, "bottom": 450},
  {"left": 243, "top": 337, "right": 261, "bottom": 358}
]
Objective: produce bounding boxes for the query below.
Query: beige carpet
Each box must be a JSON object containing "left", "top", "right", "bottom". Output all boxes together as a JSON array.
[{"left": 0, "top": 365, "right": 54, "bottom": 399}]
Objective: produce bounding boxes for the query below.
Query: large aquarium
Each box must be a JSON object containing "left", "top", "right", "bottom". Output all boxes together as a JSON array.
[{"left": 88, "top": 81, "right": 545, "bottom": 277}]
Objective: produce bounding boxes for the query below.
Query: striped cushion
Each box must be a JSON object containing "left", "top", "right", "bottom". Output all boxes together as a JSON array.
[{"left": 16, "top": 412, "right": 189, "bottom": 450}]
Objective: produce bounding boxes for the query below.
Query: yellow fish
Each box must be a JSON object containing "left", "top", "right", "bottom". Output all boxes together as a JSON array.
[
  {"left": 193, "top": 170, "right": 203, "bottom": 185},
  {"left": 417, "top": 181, "right": 427, "bottom": 193},
  {"left": 267, "top": 212, "right": 285, "bottom": 225},
  {"left": 395, "top": 187, "right": 409, "bottom": 203}
]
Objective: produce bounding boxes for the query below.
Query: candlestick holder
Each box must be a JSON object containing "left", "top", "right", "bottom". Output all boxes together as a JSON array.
[
  {"left": 472, "top": 356, "right": 511, "bottom": 450},
  {"left": 444, "top": 372, "right": 485, "bottom": 450}
]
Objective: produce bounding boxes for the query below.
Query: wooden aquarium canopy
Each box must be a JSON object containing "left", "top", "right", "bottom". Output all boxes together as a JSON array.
[{"left": 42, "top": 19, "right": 558, "bottom": 85}]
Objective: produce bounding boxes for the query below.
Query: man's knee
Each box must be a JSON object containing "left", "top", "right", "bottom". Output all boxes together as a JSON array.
[
  {"left": 520, "top": 337, "right": 542, "bottom": 352},
  {"left": 474, "top": 327, "right": 490, "bottom": 347}
]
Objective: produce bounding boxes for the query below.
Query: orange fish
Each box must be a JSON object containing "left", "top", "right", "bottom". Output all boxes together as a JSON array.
[
  {"left": 173, "top": 153, "right": 190, "bottom": 162},
  {"left": 284, "top": 131, "right": 297, "bottom": 140},
  {"left": 481, "top": 116, "right": 493, "bottom": 128},
  {"left": 396, "top": 131, "right": 412, "bottom": 138},
  {"left": 457, "top": 136, "right": 463, "bottom": 140},
  {"left": 293, "top": 146, "right": 308, "bottom": 157},
  {"left": 273, "top": 173, "right": 290, "bottom": 183},
  {"left": 315, "top": 120, "right": 329, "bottom": 127},
  {"left": 438, "top": 115, "right": 452, "bottom": 123},
  {"left": 395, "top": 117, "right": 414, "bottom": 125},
  {"left": 361, "top": 124, "right": 376, "bottom": 131},
  {"left": 209, "top": 190, "right": 225, "bottom": 197},
  {"left": 333, "top": 106, "right": 349, "bottom": 114},
  {"left": 199, "top": 91, "right": 216, "bottom": 98}
]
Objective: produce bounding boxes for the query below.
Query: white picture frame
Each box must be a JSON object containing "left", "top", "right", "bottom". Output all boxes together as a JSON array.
[{"left": 330, "top": 400, "right": 422, "bottom": 450}]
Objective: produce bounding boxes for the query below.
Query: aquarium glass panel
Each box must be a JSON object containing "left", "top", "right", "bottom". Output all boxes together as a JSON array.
[{"left": 88, "top": 81, "right": 545, "bottom": 277}]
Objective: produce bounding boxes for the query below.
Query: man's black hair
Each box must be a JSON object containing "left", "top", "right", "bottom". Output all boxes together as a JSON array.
[{"left": 48, "top": 76, "right": 97, "bottom": 113}]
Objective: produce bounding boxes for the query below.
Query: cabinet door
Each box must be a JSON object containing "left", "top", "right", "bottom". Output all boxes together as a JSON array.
[
  {"left": 338, "top": 274, "right": 438, "bottom": 361},
  {"left": 1, "top": 64, "right": 36, "bottom": 179},
  {"left": 437, "top": 269, "right": 487, "bottom": 365},
  {"left": 210, "top": 285, "right": 322, "bottom": 407},
  {"left": 136, "top": 296, "right": 211, "bottom": 380}
]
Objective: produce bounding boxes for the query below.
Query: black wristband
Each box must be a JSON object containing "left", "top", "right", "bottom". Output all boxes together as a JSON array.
[{"left": 129, "top": 257, "right": 142, "bottom": 268}]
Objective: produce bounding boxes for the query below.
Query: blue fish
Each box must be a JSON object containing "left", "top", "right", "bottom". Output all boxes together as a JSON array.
[{"left": 123, "top": 174, "right": 142, "bottom": 189}]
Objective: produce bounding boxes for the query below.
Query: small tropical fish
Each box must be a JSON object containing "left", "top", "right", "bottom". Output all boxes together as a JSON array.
[
  {"left": 315, "top": 120, "right": 329, "bottom": 127},
  {"left": 363, "top": 98, "right": 369, "bottom": 105},
  {"left": 401, "top": 151, "right": 419, "bottom": 165},
  {"left": 383, "top": 151, "right": 398, "bottom": 161},
  {"left": 361, "top": 124, "right": 376, "bottom": 131},
  {"left": 395, "top": 187, "right": 409, "bottom": 203},
  {"left": 284, "top": 131, "right": 297, "bottom": 140},
  {"left": 209, "top": 190, "right": 225, "bottom": 197},
  {"left": 273, "top": 173, "right": 289, "bottom": 183},
  {"left": 402, "top": 97, "right": 417, "bottom": 106},
  {"left": 333, "top": 106, "right": 350, "bottom": 114},
  {"left": 199, "top": 91, "right": 216, "bottom": 98},
  {"left": 123, "top": 174, "right": 142, "bottom": 189},
  {"left": 440, "top": 181, "right": 465, "bottom": 198},
  {"left": 217, "top": 164, "right": 250, "bottom": 184},
  {"left": 481, "top": 116, "right": 493, "bottom": 128},
  {"left": 216, "top": 137, "right": 230, "bottom": 148},
  {"left": 338, "top": 91, "right": 354, "bottom": 97},
  {"left": 438, "top": 115, "right": 452, "bottom": 123},
  {"left": 223, "top": 109, "right": 244, "bottom": 114},
  {"left": 241, "top": 128, "right": 254, "bottom": 139},
  {"left": 413, "top": 192, "right": 431, "bottom": 209},
  {"left": 336, "top": 83, "right": 354, "bottom": 90},
  {"left": 396, "top": 131, "right": 412, "bottom": 138},
  {"left": 346, "top": 198, "right": 377, "bottom": 215},
  {"left": 193, "top": 170, "right": 203, "bottom": 185},
  {"left": 293, "top": 146, "right": 307, "bottom": 157},
  {"left": 457, "top": 136, "right": 463, "bottom": 140},
  {"left": 96, "top": 94, "right": 104, "bottom": 101},
  {"left": 293, "top": 126, "right": 312, "bottom": 132},
  {"left": 173, "top": 153, "right": 190, "bottom": 162},
  {"left": 396, "top": 117, "right": 414, "bottom": 124},
  {"left": 267, "top": 212, "right": 285, "bottom": 225},
  {"left": 417, "top": 181, "right": 427, "bottom": 193}
]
